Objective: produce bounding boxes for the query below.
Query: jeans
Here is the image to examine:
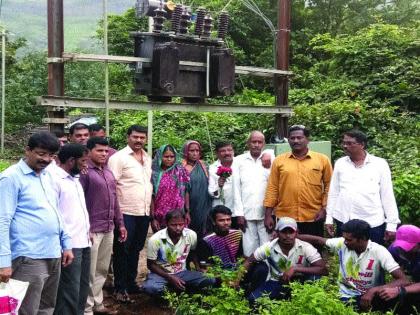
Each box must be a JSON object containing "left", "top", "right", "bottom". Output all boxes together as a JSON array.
[
  {"left": 113, "top": 214, "right": 150, "bottom": 293},
  {"left": 249, "top": 274, "right": 321, "bottom": 303},
  {"left": 143, "top": 270, "right": 216, "bottom": 296},
  {"left": 335, "top": 220, "right": 386, "bottom": 245},
  {"left": 54, "top": 247, "right": 91, "bottom": 315},
  {"left": 11, "top": 257, "right": 61, "bottom": 315}
]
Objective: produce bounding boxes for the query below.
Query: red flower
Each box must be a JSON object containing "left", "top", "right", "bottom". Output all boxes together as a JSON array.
[{"left": 216, "top": 166, "right": 232, "bottom": 178}]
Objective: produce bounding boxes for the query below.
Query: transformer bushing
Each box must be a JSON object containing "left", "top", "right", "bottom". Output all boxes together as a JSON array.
[
  {"left": 194, "top": 8, "right": 206, "bottom": 36},
  {"left": 171, "top": 4, "right": 183, "bottom": 33},
  {"left": 179, "top": 9, "right": 191, "bottom": 35},
  {"left": 217, "top": 11, "right": 229, "bottom": 40},
  {"left": 153, "top": 6, "right": 166, "bottom": 33},
  {"left": 202, "top": 14, "right": 213, "bottom": 38}
]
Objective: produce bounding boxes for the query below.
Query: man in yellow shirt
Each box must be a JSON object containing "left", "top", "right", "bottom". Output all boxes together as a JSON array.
[{"left": 264, "top": 125, "right": 332, "bottom": 237}]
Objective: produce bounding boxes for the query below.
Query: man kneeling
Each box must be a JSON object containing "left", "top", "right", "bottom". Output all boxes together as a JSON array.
[
  {"left": 298, "top": 219, "right": 408, "bottom": 312},
  {"left": 245, "top": 217, "right": 327, "bottom": 303},
  {"left": 143, "top": 210, "right": 216, "bottom": 295}
]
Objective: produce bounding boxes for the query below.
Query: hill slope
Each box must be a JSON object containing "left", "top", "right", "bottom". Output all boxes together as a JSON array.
[{"left": 1, "top": 0, "right": 133, "bottom": 52}]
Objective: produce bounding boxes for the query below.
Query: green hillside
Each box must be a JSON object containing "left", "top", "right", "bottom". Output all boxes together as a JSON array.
[{"left": 1, "top": 0, "right": 133, "bottom": 52}]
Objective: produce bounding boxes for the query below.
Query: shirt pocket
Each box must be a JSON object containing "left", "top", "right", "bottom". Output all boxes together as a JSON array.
[{"left": 305, "top": 167, "right": 322, "bottom": 186}]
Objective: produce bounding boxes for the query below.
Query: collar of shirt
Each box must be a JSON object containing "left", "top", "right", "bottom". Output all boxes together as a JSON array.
[
  {"left": 120, "top": 145, "right": 147, "bottom": 156},
  {"left": 18, "top": 159, "right": 41, "bottom": 175},
  {"left": 344, "top": 151, "right": 372, "bottom": 166},
  {"left": 54, "top": 165, "right": 79, "bottom": 180},
  {"left": 87, "top": 159, "right": 106, "bottom": 171},
  {"left": 287, "top": 150, "right": 314, "bottom": 160},
  {"left": 272, "top": 239, "right": 302, "bottom": 257},
  {"left": 244, "top": 151, "right": 264, "bottom": 161},
  {"left": 160, "top": 228, "right": 188, "bottom": 246}
]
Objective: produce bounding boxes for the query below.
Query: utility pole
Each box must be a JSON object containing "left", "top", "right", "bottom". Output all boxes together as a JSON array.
[
  {"left": 103, "top": 0, "right": 110, "bottom": 137},
  {"left": 275, "top": 0, "right": 291, "bottom": 140},
  {"left": 47, "top": 0, "right": 65, "bottom": 133}
]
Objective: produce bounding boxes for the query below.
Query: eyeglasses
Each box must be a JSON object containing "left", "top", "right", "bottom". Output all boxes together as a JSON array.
[{"left": 341, "top": 141, "right": 360, "bottom": 146}]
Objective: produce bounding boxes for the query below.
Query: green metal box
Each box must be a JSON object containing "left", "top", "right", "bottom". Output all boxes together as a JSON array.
[{"left": 265, "top": 141, "right": 332, "bottom": 161}]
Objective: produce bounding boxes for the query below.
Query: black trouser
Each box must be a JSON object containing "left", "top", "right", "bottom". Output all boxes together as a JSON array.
[
  {"left": 113, "top": 214, "right": 150, "bottom": 293},
  {"left": 55, "top": 247, "right": 91, "bottom": 315}
]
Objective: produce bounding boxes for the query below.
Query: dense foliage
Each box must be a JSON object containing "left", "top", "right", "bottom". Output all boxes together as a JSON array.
[
  {"left": 1, "top": 1, "right": 418, "bottom": 222},
  {"left": 164, "top": 259, "right": 391, "bottom": 315}
]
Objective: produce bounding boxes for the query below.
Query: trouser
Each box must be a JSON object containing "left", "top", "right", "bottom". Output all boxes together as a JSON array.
[
  {"left": 85, "top": 231, "right": 114, "bottom": 314},
  {"left": 142, "top": 270, "right": 216, "bottom": 296},
  {"left": 242, "top": 261, "right": 269, "bottom": 295},
  {"left": 341, "top": 294, "right": 407, "bottom": 313},
  {"left": 55, "top": 247, "right": 91, "bottom": 315},
  {"left": 249, "top": 274, "right": 321, "bottom": 303},
  {"left": 335, "top": 220, "right": 386, "bottom": 245},
  {"left": 113, "top": 214, "right": 149, "bottom": 293},
  {"left": 11, "top": 257, "right": 61, "bottom": 315},
  {"left": 243, "top": 219, "right": 271, "bottom": 257},
  {"left": 297, "top": 221, "right": 324, "bottom": 237}
]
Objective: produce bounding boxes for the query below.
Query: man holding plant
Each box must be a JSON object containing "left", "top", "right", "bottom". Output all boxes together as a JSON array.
[
  {"left": 245, "top": 217, "right": 327, "bottom": 303},
  {"left": 298, "top": 219, "right": 408, "bottom": 312},
  {"left": 143, "top": 210, "right": 216, "bottom": 296}
]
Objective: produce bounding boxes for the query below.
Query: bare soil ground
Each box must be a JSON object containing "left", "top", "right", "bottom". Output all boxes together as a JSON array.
[{"left": 101, "top": 231, "right": 174, "bottom": 315}]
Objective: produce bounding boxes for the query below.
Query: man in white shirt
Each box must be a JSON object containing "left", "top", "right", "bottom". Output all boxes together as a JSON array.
[
  {"left": 232, "top": 131, "right": 274, "bottom": 256},
  {"left": 208, "top": 141, "right": 235, "bottom": 210},
  {"left": 108, "top": 125, "right": 153, "bottom": 302},
  {"left": 325, "top": 130, "right": 400, "bottom": 245},
  {"left": 244, "top": 217, "right": 326, "bottom": 303},
  {"left": 143, "top": 210, "right": 216, "bottom": 295},
  {"left": 208, "top": 141, "right": 272, "bottom": 229},
  {"left": 52, "top": 143, "right": 92, "bottom": 315},
  {"left": 299, "top": 219, "right": 408, "bottom": 312}
]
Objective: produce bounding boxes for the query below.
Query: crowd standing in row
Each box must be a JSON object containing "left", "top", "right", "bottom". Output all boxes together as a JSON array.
[{"left": 0, "top": 123, "right": 418, "bottom": 315}]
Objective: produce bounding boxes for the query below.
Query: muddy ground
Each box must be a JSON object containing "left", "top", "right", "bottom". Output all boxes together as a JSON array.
[{"left": 101, "top": 232, "right": 174, "bottom": 315}]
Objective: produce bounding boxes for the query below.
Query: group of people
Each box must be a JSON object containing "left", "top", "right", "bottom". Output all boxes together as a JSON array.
[{"left": 0, "top": 122, "right": 418, "bottom": 314}]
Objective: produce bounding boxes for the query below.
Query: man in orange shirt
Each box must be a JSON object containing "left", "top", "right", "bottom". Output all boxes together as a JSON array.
[{"left": 264, "top": 125, "right": 332, "bottom": 237}]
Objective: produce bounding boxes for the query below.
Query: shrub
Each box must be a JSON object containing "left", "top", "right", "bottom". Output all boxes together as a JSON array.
[{"left": 0, "top": 160, "right": 11, "bottom": 172}]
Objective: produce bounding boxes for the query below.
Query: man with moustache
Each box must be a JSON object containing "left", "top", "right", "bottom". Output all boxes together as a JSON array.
[
  {"left": 208, "top": 141, "right": 236, "bottom": 210},
  {"left": 245, "top": 217, "right": 327, "bottom": 303},
  {"left": 325, "top": 130, "right": 400, "bottom": 244},
  {"left": 0, "top": 132, "right": 73, "bottom": 315},
  {"left": 53, "top": 143, "right": 91, "bottom": 315},
  {"left": 69, "top": 122, "right": 90, "bottom": 145},
  {"left": 80, "top": 137, "right": 127, "bottom": 315},
  {"left": 264, "top": 125, "right": 332, "bottom": 238},
  {"left": 108, "top": 125, "right": 153, "bottom": 302},
  {"left": 232, "top": 131, "right": 275, "bottom": 256}
]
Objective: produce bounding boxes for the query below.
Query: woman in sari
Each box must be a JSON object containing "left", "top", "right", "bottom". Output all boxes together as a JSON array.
[
  {"left": 151, "top": 144, "right": 190, "bottom": 232},
  {"left": 182, "top": 140, "right": 213, "bottom": 239}
]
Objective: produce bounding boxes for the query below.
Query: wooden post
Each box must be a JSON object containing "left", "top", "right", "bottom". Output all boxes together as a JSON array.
[
  {"left": 274, "top": 0, "right": 291, "bottom": 140},
  {"left": 47, "top": 0, "right": 65, "bottom": 133}
]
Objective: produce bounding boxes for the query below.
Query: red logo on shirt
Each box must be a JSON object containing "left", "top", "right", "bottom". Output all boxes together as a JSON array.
[
  {"left": 297, "top": 255, "right": 304, "bottom": 264},
  {"left": 366, "top": 259, "right": 375, "bottom": 270}
]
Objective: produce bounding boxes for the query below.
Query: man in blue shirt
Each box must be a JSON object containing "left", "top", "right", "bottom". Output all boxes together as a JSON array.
[{"left": 0, "top": 132, "right": 73, "bottom": 315}]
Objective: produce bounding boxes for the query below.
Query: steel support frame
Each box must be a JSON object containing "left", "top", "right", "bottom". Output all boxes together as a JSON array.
[{"left": 37, "top": 96, "right": 292, "bottom": 115}]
